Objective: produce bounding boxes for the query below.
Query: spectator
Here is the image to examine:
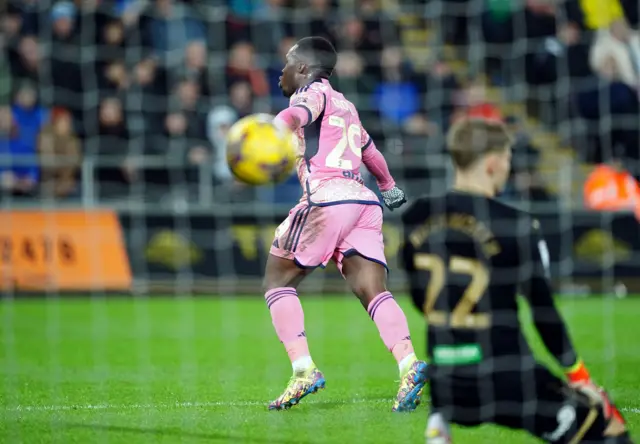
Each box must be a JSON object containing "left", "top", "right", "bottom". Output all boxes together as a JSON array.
[
  {"left": 571, "top": 0, "right": 640, "bottom": 78},
  {"left": 100, "top": 19, "right": 127, "bottom": 61},
  {"left": 9, "top": 35, "right": 40, "bottom": 83},
  {"left": 75, "top": 0, "right": 112, "bottom": 46},
  {"left": 251, "top": 0, "right": 292, "bottom": 55},
  {"left": 11, "top": 81, "right": 49, "bottom": 154},
  {"left": 90, "top": 97, "right": 132, "bottom": 188},
  {"left": 142, "top": 110, "right": 210, "bottom": 188},
  {"left": 482, "top": 0, "right": 517, "bottom": 45},
  {"left": 175, "top": 78, "right": 202, "bottom": 114},
  {"left": 333, "top": 50, "right": 377, "bottom": 98},
  {"left": 173, "top": 78, "right": 208, "bottom": 161},
  {"left": 229, "top": 81, "right": 254, "bottom": 117},
  {"left": 295, "top": 0, "right": 335, "bottom": 44},
  {"left": 451, "top": 78, "right": 502, "bottom": 123},
  {"left": 266, "top": 36, "right": 295, "bottom": 110},
  {"left": 99, "top": 59, "right": 129, "bottom": 93},
  {"left": 181, "top": 40, "right": 211, "bottom": 97},
  {"left": 0, "top": 104, "right": 38, "bottom": 196},
  {"left": 131, "top": 56, "right": 168, "bottom": 133},
  {"left": 38, "top": 108, "right": 81, "bottom": 198},
  {"left": 2, "top": 4, "right": 24, "bottom": 41},
  {"left": 423, "top": 60, "right": 461, "bottom": 131},
  {"left": 50, "top": 3, "right": 83, "bottom": 110},
  {"left": 207, "top": 105, "right": 237, "bottom": 183},
  {"left": 51, "top": 2, "right": 77, "bottom": 43},
  {"left": 226, "top": 42, "right": 269, "bottom": 97},
  {"left": 358, "top": 0, "right": 399, "bottom": 49},
  {"left": 590, "top": 21, "right": 640, "bottom": 89},
  {"left": 141, "top": 0, "right": 206, "bottom": 68},
  {"left": 505, "top": 115, "right": 540, "bottom": 174},
  {"left": 373, "top": 46, "right": 435, "bottom": 136},
  {"left": 6, "top": 0, "right": 43, "bottom": 37}
]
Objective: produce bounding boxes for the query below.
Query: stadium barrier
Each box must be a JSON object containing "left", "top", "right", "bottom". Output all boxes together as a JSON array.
[
  {"left": 1, "top": 208, "right": 638, "bottom": 295},
  {"left": 0, "top": 210, "right": 132, "bottom": 292},
  {"left": 118, "top": 210, "right": 640, "bottom": 296}
]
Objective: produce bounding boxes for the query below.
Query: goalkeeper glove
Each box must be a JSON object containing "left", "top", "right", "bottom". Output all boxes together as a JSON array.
[
  {"left": 380, "top": 186, "right": 407, "bottom": 211},
  {"left": 565, "top": 359, "right": 626, "bottom": 425}
]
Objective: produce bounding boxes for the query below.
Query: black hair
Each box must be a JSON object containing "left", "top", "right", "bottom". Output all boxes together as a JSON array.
[{"left": 294, "top": 36, "right": 337, "bottom": 78}]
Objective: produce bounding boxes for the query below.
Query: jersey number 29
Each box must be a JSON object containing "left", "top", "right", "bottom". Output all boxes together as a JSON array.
[
  {"left": 414, "top": 254, "right": 491, "bottom": 329},
  {"left": 325, "top": 115, "right": 362, "bottom": 169}
]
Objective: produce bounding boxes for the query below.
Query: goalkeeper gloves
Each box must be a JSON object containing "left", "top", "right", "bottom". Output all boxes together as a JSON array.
[
  {"left": 381, "top": 186, "right": 407, "bottom": 211},
  {"left": 565, "top": 359, "right": 626, "bottom": 425}
]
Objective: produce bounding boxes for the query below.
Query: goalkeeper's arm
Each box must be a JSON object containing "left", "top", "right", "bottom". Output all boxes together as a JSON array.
[{"left": 520, "top": 220, "right": 592, "bottom": 383}]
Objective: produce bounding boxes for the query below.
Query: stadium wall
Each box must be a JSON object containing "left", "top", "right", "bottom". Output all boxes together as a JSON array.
[{"left": 2, "top": 209, "right": 640, "bottom": 296}]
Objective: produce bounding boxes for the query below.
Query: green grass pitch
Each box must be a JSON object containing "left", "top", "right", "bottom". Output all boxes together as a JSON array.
[{"left": 1, "top": 295, "right": 638, "bottom": 443}]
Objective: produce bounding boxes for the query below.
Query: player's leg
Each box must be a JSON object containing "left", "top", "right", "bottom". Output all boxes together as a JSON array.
[
  {"left": 263, "top": 253, "right": 314, "bottom": 375},
  {"left": 265, "top": 204, "right": 354, "bottom": 410},
  {"left": 337, "top": 204, "right": 428, "bottom": 412},
  {"left": 341, "top": 254, "right": 417, "bottom": 367}
]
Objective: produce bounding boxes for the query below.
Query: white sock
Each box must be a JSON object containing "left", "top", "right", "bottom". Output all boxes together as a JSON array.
[
  {"left": 292, "top": 356, "right": 314, "bottom": 373},
  {"left": 426, "top": 413, "right": 451, "bottom": 443},
  {"left": 399, "top": 353, "right": 417, "bottom": 376}
]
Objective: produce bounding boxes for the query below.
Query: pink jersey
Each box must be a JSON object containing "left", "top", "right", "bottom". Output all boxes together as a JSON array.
[{"left": 288, "top": 78, "right": 381, "bottom": 206}]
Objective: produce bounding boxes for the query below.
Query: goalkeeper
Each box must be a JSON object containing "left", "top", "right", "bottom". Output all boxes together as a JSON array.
[{"left": 400, "top": 118, "right": 633, "bottom": 443}]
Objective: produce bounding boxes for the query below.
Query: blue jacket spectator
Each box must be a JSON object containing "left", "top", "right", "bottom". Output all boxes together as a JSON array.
[
  {"left": 0, "top": 105, "right": 40, "bottom": 194},
  {"left": 373, "top": 47, "right": 420, "bottom": 126},
  {"left": 6, "top": 89, "right": 47, "bottom": 189},
  {"left": 11, "top": 83, "right": 49, "bottom": 155}
]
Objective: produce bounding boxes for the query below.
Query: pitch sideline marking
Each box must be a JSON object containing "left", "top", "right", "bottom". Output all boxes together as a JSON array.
[{"left": 3, "top": 400, "right": 639, "bottom": 415}]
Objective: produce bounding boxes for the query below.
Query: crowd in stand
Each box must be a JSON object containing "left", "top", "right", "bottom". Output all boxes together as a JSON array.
[
  {"left": 475, "top": 0, "right": 640, "bottom": 168},
  {"left": 1, "top": 0, "right": 639, "bottom": 206}
]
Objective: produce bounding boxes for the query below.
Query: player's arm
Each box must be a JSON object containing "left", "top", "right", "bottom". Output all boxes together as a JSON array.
[
  {"left": 273, "top": 89, "right": 325, "bottom": 132},
  {"left": 274, "top": 105, "right": 313, "bottom": 131},
  {"left": 520, "top": 220, "right": 593, "bottom": 384},
  {"left": 361, "top": 128, "right": 406, "bottom": 210}
]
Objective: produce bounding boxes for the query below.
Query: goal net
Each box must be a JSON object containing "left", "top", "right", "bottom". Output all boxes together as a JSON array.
[{"left": 0, "top": 0, "right": 637, "bottom": 442}]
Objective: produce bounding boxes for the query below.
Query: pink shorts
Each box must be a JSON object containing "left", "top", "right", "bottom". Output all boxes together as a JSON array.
[{"left": 270, "top": 203, "right": 387, "bottom": 273}]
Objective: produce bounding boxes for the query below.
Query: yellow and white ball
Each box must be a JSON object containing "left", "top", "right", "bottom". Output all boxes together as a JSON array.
[{"left": 226, "top": 114, "right": 297, "bottom": 185}]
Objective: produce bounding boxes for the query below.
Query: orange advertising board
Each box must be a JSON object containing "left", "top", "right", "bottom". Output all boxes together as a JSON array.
[{"left": 0, "top": 210, "right": 132, "bottom": 291}]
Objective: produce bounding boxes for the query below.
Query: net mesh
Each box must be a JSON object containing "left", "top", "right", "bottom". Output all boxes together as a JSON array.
[{"left": 0, "top": 0, "right": 638, "bottom": 442}]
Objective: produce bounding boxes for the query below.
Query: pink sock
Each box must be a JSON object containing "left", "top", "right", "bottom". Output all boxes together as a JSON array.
[
  {"left": 265, "top": 287, "right": 310, "bottom": 363},
  {"left": 367, "top": 291, "right": 415, "bottom": 363}
]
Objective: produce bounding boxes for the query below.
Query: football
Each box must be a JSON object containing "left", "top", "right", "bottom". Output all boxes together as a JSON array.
[{"left": 226, "top": 113, "right": 298, "bottom": 185}]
